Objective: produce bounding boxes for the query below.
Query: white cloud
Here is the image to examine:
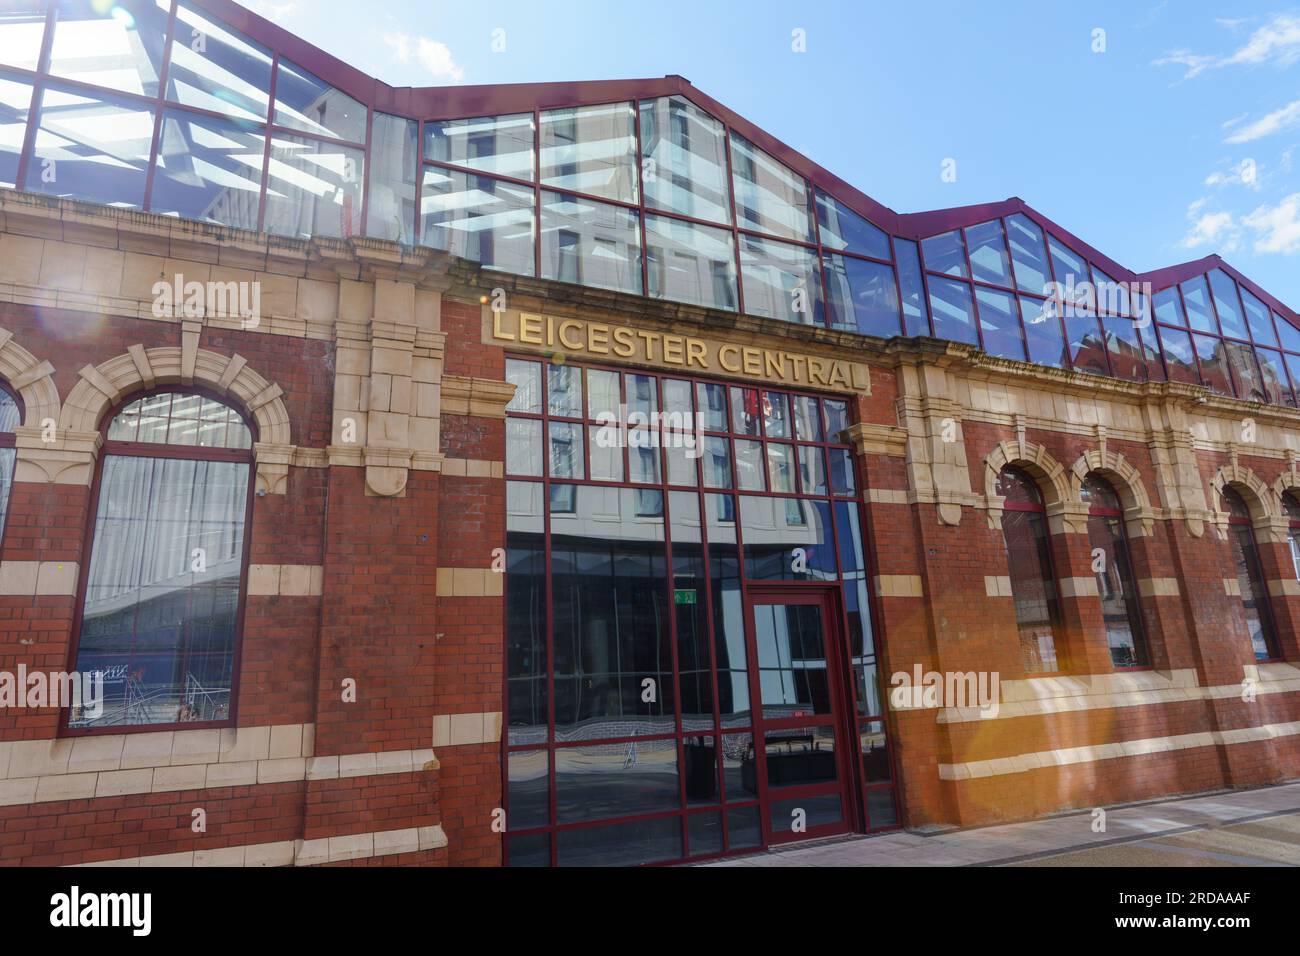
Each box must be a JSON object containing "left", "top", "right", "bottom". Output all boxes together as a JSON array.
[
  {"left": 1204, "top": 158, "right": 1263, "bottom": 190},
  {"left": 1242, "top": 193, "right": 1300, "bottom": 253},
  {"left": 1156, "top": 13, "right": 1300, "bottom": 78},
  {"left": 382, "top": 32, "right": 464, "bottom": 83},
  {"left": 1225, "top": 97, "right": 1300, "bottom": 144},
  {"left": 1180, "top": 200, "right": 1240, "bottom": 251}
]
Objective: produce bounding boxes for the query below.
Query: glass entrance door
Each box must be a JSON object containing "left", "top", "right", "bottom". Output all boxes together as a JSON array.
[{"left": 745, "top": 589, "right": 854, "bottom": 844}]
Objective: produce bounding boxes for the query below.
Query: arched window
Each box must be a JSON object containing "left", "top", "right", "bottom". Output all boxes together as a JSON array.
[
  {"left": 1283, "top": 491, "right": 1300, "bottom": 581},
  {"left": 998, "top": 466, "right": 1062, "bottom": 673},
  {"left": 1221, "top": 486, "right": 1279, "bottom": 661},
  {"left": 0, "top": 385, "right": 21, "bottom": 543},
  {"left": 1081, "top": 475, "right": 1147, "bottom": 667},
  {"left": 69, "top": 391, "right": 255, "bottom": 729}
]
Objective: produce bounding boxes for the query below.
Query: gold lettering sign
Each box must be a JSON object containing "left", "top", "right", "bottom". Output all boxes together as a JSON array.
[{"left": 483, "top": 309, "right": 870, "bottom": 394}]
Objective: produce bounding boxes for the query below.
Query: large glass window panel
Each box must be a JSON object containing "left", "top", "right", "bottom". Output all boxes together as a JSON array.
[
  {"left": 1091, "top": 266, "right": 1130, "bottom": 316},
  {"left": 554, "top": 739, "right": 680, "bottom": 822},
  {"left": 273, "top": 59, "right": 366, "bottom": 144},
  {"left": 815, "top": 190, "right": 890, "bottom": 260},
  {"left": 420, "top": 168, "right": 535, "bottom": 276},
  {"left": 26, "top": 86, "right": 152, "bottom": 207},
  {"left": 729, "top": 131, "right": 812, "bottom": 242},
  {"left": 1153, "top": 288, "right": 1185, "bottom": 327},
  {"left": 1239, "top": 288, "right": 1278, "bottom": 347},
  {"left": 1276, "top": 313, "right": 1300, "bottom": 352},
  {"left": 1100, "top": 313, "right": 1145, "bottom": 381},
  {"left": 73, "top": 449, "right": 249, "bottom": 729},
  {"left": 48, "top": 0, "right": 169, "bottom": 97},
  {"left": 1047, "top": 236, "right": 1090, "bottom": 295},
  {"left": 975, "top": 287, "right": 1026, "bottom": 361},
  {"left": 639, "top": 95, "right": 729, "bottom": 223},
  {"left": 965, "top": 220, "right": 1012, "bottom": 287},
  {"left": 505, "top": 530, "right": 546, "bottom": 743},
  {"left": 556, "top": 815, "right": 681, "bottom": 867},
  {"left": 149, "top": 108, "right": 265, "bottom": 230},
  {"left": 926, "top": 277, "right": 978, "bottom": 345},
  {"left": 920, "top": 230, "right": 967, "bottom": 278},
  {"left": 540, "top": 102, "right": 637, "bottom": 203},
  {"left": 540, "top": 191, "right": 642, "bottom": 295},
  {"left": 1225, "top": 341, "right": 1265, "bottom": 401},
  {"left": 1255, "top": 348, "right": 1291, "bottom": 406},
  {"left": 507, "top": 750, "right": 549, "bottom": 829},
  {"left": 894, "top": 238, "right": 930, "bottom": 336},
  {"left": 739, "top": 234, "right": 822, "bottom": 325},
  {"left": 740, "top": 496, "right": 836, "bottom": 582},
  {"left": 0, "top": 71, "right": 32, "bottom": 189},
  {"left": 753, "top": 605, "right": 833, "bottom": 720},
  {"left": 644, "top": 214, "right": 736, "bottom": 310},
  {"left": 1180, "top": 276, "right": 1218, "bottom": 333},
  {"left": 1064, "top": 310, "right": 1108, "bottom": 375},
  {"left": 1207, "top": 269, "right": 1248, "bottom": 340},
  {"left": 824, "top": 254, "right": 900, "bottom": 337},
  {"left": 167, "top": 0, "right": 273, "bottom": 122},
  {"left": 505, "top": 359, "right": 542, "bottom": 414},
  {"left": 505, "top": 419, "right": 542, "bottom": 476},
  {"left": 263, "top": 133, "right": 363, "bottom": 239},
  {"left": 1083, "top": 492, "right": 1147, "bottom": 668},
  {"left": 1005, "top": 213, "right": 1051, "bottom": 295},
  {"left": 997, "top": 469, "right": 1061, "bottom": 674},
  {"left": 364, "top": 112, "right": 417, "bottom": 243},
  {"left": 426, "top": 112, "right": 535, "bottom": 181},
  {"left": 1193, "top": 334, "right": 1233, "bottom": 395},
  {"left": 0, "top": 4, "right": 46, "bottom": 72},
  {"left": 1020, "top": 296, "right": 1068, "bottom": 368},
  {"left": 1156, "top": 326, "right": 1200, "bottom": 384}
]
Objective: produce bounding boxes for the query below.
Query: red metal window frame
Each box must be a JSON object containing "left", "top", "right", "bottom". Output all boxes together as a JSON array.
[{"left": 60, "top": 384, "right": 258, "bottom": 737}]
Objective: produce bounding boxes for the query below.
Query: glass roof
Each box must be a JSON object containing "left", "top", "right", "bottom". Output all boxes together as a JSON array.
[{"left": 2, "top": 0, "right": 1298, "bottom": 409}]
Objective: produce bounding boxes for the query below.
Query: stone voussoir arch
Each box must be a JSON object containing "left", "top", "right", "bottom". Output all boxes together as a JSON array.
[
  {"left": 1209, "top": 461, "right": 1278, "bottom": 542},
  {"left": 0, "top": 325, "right": 60, "bottom": 428},
  {"left": 1069, "top": 448, "right": 1156, "bottom": 537},
  {"left": 982, "top": 439, "right": 1071, "bottom": 530},
  {"left": 61, "top": 345, "right": 294, "bottom": 494}
]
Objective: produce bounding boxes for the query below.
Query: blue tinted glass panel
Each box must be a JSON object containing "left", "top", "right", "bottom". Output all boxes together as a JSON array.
[
  {"left": 927, "top": 277, "right": 977, "bottom": 345},
  {"left": 1193, "top": 333, "right": 1233, "bottom": 394},
  {"left": 150, "top": 108, "right": 264, "bottom": 230},
  {"left": 26, "top": 86, "right": 152, "bottom": 208},
  {"left": 1208, "top": 269, "right": 1248, "bottom": 340},
  {"left": 639, "top": 95, "right": 730, "bottom": 224},
  {"left": 824, "top": 255, "right": 900, "bottom": 337},
  {"left": 1047, "top": 236, "right": 1090, "bottom": 295},
  {"left": 540, "top": 102, "right": 637, "bottom": 203},
  {"left": 49, "top": 0, "right": 169, "bottom": 97},
  {"left": 965, "top": 220, "right": 1012, "bottom": 287},
  {"left": 1255, "top": 347, "right": 1289, "bottom": 405},
  {"left": 1064, "top": 310, "right": 1108, "bottom": 375},
  {"left": 739, "top": 234, "right": 822, "bottom": 325},
  {"left": 1101, "top": 313, "right": 1145, "bottom": 381},
  {"left": 1156, "top": 326, "right": 1199, "bottom": 384},
  {"left": 540, "top": 191, "right": 642, "bottom": 295},
  {"left": 920, "top": 230, "right": 967, "bottom": 278},
  {"left": 1020, "top": 296, "right": 1068, "bottom": 368},
  {"left": 420, "top": 168, "right": 536, "bottom": 275},
  {"left": 645, "top": 214, "right": 736, "bottom": 311},
  {"left": 1278, "top": 313, "right": 1300, "bottom": 352},
  {"left": 1006, "top": 214, "right": 1050, "bottom": 294},
  {"left": 1180, "top": 276, "right": 1217, "bottom": 333},
  {"left": 1153, "top": 288, "right": 1185, "bottom": 326},
  {"left": 1226, "top": 341, "right": 1264, "bottom": 401},
  {"left": 730, "top": 132, "right": 812, "bottom": 242},
  {"left": 168, "top": 1, "right": 273, "bottom": 122},
  {"left": 1239, "top": 288, "right": 1277, "bottom": 347},
  {"left": 894, "top": 239, "right": 929, "bottom": 336},
  {"left": 426, "top": 113, "right": 535, "bottom": 181},
  {"left": 273, "top": 59, "right": 367, "bottom": 143},
  {"left": 264, "top": 133, "right": 364, "bottom": 239},
  {"left": 365, "top": 112, "right": 418, "bottom": 243},
  {"left": 0, "top": 71, "right": 31, "bottom": 189},
  {"left": 0, "top": 4, "right": 45, "bottom": 72},
  {"left": 1091, "top": 266, "right": 1130, "bottom": 316},
  {"left": 816, "top": 191, "right": 890, "bottom": 259},
  {"left": 975, "top": 287, "right": 1025, "bottom": 360}
]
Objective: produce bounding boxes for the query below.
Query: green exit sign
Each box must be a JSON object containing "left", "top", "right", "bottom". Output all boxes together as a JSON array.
[{"left": 673, "top": 589, "right": 697, "bottom": 605}]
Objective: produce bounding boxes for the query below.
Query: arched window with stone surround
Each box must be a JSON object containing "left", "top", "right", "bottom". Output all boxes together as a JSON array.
[
  {"left": 997, "top": 465, "right": 1062, "bottom": 673},
  {"left": 1081, "top": 474, "right": 1147, "bottom": 668},
  {"left": 1221, "top": 485, "right": 1280, "bottom": 662},
  {"left": 1282, "top": 490, "right": 1300, "bottom": 581},
  {"left": 0, "top": 385, "right": 21, "bottom": 545},
  {"left": 67, "top": 391, "right": 255, "bottom": 730}
]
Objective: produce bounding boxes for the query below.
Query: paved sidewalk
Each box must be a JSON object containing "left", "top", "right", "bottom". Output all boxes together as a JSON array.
[{"left": 701, "top": 781, "right": 1300, "bottom": 866}]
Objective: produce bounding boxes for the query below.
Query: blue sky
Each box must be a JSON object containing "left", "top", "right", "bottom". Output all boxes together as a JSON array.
[{"left": 246, "top": 0, "right": 1300, "bottom": 305}]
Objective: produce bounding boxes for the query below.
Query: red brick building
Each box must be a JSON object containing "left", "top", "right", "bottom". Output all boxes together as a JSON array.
[{"left": 0, "top": 0, "right": 1297, "bottom": 867}]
